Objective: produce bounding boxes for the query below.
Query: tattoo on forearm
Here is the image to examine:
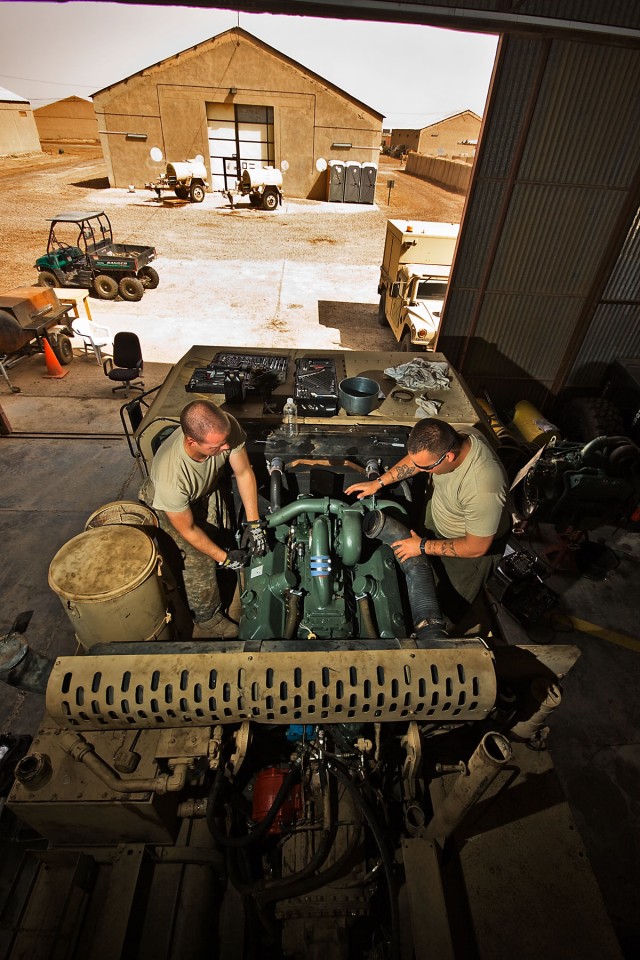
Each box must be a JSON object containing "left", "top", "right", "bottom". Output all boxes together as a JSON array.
[
  {"left": 395, "top": 464, "right": 416, "bottom": 481},
  {"left": 425, "top": 539, "right": 459, "bottom": 557},
  {"left": 440, "top": 541, "right": 459, "bottom": 557}
]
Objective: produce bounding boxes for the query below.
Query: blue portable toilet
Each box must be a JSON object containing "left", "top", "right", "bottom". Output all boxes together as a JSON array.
[
  {"left": 327, "top": 161, "right": 345, "bottom": 202},
  {"left": 360, "top": 163, "right": 377, "bottom": 204},
  {"left": 344, "top": 161, "right": 362, "bottom": 203}
]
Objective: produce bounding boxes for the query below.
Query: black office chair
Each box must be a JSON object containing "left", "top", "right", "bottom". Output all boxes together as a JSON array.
[{"left": 104, "top": 331, "right": 144, "bottom": 395}]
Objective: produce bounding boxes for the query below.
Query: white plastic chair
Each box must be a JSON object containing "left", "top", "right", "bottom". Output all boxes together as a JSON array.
[{"left": 72, "top": 317, "right": 112, "bottom": 364}]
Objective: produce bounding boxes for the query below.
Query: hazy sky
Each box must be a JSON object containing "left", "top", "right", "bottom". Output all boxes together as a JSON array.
[{"left": 0, "top": 2, "right": 498, "bottom": 128}]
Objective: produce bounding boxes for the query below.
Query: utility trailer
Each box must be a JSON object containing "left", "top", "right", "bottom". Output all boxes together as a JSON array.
[
  {"left": 145, "top": 159, "right": 209, "bottom": 203},
  {"left": 0, "top": 346, "right": 622, "bottom": 960},
  {"left": 0, "top": 286, "right": 74, "bottom": 392}
]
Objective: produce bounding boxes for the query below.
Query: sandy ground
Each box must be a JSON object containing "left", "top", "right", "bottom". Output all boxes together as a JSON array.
[{"left": 0, "top": 148, "right": 465, "bottom": 363}]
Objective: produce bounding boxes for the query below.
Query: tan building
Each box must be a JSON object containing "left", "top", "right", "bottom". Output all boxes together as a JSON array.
[
  {"left": 0, "top": 86, "right": 41, "bottom": 158},
  {"left": 391, "top": 110, "right": 481, "bottom": 158},
  {"left": 34, "top": 96, "right": 100, "bottom": 148},
  {"left": 92, "top": 27, "right": 383, "bottom": 200}
]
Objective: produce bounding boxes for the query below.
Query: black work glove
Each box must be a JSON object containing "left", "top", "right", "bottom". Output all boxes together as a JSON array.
[
  {"left": 241, "top": 519, "right": 268, "bottom": 558},
  {"left": 219, "top": 549, "right": 249, "bottom": 571}
]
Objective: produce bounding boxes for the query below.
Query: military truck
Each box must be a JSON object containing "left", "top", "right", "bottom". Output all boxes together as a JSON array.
[{"left": 378, "top": 219, "right": 459, "bottom": 350}]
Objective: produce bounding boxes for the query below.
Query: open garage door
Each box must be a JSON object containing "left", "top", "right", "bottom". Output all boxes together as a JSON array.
[{"left": 206, "top": 103, "right": 275, "bottom": 191}]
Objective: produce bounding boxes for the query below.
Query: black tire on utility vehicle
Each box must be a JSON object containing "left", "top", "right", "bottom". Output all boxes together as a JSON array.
[
  {"left": 119, "top": 276, "right": 145, "bottom": 302},
  {"left": 52, "top": 333, "right": 73, "bottom": 365},
  {"left": 38, "top": 270, "right": 61, "bottom": 289},
  {"left": 249, "top": 194, "right": 262, "bottom": 207},
  {"left": 93, "top": 274, "right": 118, "bottom": 300},
  {"left": 561, "top": 396, "right": 626, "bottom": 442},
  {"left": 138, "top": 266, "right": 160, "bottom": 290},
  {"left": 190, "top": 182, "right": 205, "bottom": 203},
  {"left": 175, "top": 187, "right": 189, "bottom": 200},
  {"left": 378, "top": 293, "right": 387, "bottom": 327},
  {"left": 400, "top": 329, "right": 414, "bottom": 352},
  {"left": 262, "top": 189, "right": 279, "bottom": 211}
]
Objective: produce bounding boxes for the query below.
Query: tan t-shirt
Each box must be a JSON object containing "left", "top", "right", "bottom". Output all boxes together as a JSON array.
[
  {"left": 430, "top": 433, "right": 509, "bottom": 540},
  {"left": 149, "top": 414, "right": 246, "bottom": 513}
]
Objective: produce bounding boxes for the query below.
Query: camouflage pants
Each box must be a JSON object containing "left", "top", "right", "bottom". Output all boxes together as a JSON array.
[
  {"left": 424, "top": 500, "right": 508, "bottom": 615},
  {"left": 140, "top": 480, "right": 234, "bottom": 623}
]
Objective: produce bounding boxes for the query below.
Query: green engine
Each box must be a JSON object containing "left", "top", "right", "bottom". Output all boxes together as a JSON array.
[{"left": 239, "top": 497, "right": 408, "bottom": 642}]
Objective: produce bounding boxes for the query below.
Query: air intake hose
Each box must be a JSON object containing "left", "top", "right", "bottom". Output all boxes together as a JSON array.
[{"left": 363, "top": 509, "right": 448, "bottom": 643}]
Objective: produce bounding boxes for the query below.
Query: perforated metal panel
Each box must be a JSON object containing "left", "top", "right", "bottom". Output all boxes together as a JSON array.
[{"left": 46, "top": 648, "right": 497, "bottom": 729}]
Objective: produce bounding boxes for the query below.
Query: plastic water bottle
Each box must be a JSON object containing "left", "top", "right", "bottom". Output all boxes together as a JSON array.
[{"left": 283, "top": 397, "right": 299, "bottom": 439}]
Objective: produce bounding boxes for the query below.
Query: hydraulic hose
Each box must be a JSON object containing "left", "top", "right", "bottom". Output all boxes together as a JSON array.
[
  {"left": 206, "top": 762, "right": 300, "bottom": 849},
  {"left": 255, "top": 770, "right": 340, "bottom": 903},
  {"left": 363, "top": 509, "right": 448, "bottom": 643},
  {"left": 326, "top": 760, "right": 400, "bottom": 960}
]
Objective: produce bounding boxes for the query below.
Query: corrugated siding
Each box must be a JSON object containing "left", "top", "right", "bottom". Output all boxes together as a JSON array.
[
  {"left": 441, "top": 32, "right": 640, "bottom": 406},
  {"left": 567, "top": 304, "right": 640, "bottom": 386},
  {"left": 603, "top": 207, "right": 640, "bottom": 300},
  {"left": 453, "top": 180, "right": 508, "bottom": 289},
  {"left": 472, "top": 293, "right": 583, "bottom": 379},
  {"left": 490, "top": 184, "right": 627, "bottom": 294},
  {"left": 520, "top": 42, "right": 640, "bottom": 186},
  {"left": 475, "top": 36, "right": 544, "bottom": 181}
]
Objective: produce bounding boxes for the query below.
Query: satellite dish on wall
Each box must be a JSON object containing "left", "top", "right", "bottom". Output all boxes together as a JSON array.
[
  {"left": 316, "top": 158, "right": 327, "bottom": 172},
  {"left": 194, "top": 154, "right": 204, "bottom": 164},
  {"left": 150, "top": 147, "right": 163, "bottom": 162},
  {"left": 281, "top": 159, "right": 289, "bottom": 172}
]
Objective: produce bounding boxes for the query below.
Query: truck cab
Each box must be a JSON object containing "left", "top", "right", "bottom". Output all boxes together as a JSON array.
[{"left": 378, "top": 220, "right": 458, "bottom": 350}]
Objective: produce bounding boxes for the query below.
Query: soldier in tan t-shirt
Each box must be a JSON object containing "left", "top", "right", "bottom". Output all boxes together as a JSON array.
[
  {"left": 346, "top": 417, "right": 509, "bottom": 620},
  {"left": 140, "top": 399, "right": 265, "bottom": 638}
]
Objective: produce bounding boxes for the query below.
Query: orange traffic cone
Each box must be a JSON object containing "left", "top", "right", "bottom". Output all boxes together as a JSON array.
[{"left": 43, "top": 338, "right": 68, "bottom": 380}]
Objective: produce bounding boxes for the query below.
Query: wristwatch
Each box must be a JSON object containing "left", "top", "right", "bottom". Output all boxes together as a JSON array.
[{"left": 419, "top": 537, "right": 427, "bottom": 555}]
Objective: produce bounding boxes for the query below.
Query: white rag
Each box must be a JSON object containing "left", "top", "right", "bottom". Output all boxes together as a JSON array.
[{"left": 384, "top": 358, "right": 451, "bottom": 391}]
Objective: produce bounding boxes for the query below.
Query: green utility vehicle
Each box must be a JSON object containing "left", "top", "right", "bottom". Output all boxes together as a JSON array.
[{"left": 34, "top": 211, "right": 159, "bottom": 302}]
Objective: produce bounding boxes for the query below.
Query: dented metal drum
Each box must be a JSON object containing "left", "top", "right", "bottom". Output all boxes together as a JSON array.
[{"left": 48, "top": 526, "right": 171, "bottom": 648}]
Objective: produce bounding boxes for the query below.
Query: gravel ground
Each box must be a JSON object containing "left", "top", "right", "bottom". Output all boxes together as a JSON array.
[{"left": 0, "top": 149, "right": 465, "bottom": 361}]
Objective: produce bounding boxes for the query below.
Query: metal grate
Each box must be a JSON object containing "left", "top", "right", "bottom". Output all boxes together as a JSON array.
[{"left": 46, "top": 648, "right": 496, "bottom": 729}]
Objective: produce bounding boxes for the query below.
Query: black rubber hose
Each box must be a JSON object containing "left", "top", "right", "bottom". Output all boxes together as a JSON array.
[
  {"left": 269, "top": 464, "right": 283, "bottom": 512},
  {"left": 326, "top": 761, "right": 401, "bottom": 960},
  {"left": 363, "top": 509, "right": 448, "bottom": 643},
  {"left": 206, "top": 763, "right": 300, "bottom": 849}
]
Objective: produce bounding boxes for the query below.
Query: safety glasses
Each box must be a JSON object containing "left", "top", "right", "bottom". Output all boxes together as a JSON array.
[{"left": 410, "top": 444, "right": 453, "bottom": 472}]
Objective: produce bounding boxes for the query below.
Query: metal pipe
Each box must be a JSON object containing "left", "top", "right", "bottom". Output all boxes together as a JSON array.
[
  {"left": 425, "top": 732, "right": 512, "bottom": 843},
  {"left": 356, "top": 594, "right": 378, "bottom": 639},
  {"left": 310, "top": 515, "right": 332, "bottom": 609},
  {"left": 59, "top": 731, "right": 189, "bottom": 795},
  {"left": 510, "top": 679, "right": 562, "bottom": 741},
  {"left": 267, "top": 497, "right": 399, "bottom": 529},
  {"left": 338, "top": 506, "right": 363, "bottom": 567},
  {"left": 283, "top": 589, "right": 302, "bottom": 639}
]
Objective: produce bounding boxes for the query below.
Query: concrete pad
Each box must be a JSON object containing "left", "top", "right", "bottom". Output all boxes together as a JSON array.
[{"left": 0, "top": 438, "right": 141, "bottom": 736}]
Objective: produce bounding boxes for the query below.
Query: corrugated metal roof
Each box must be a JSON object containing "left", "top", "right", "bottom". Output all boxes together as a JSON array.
[{"left": 453, "top": 180, "right": 508, "bottom": 289}]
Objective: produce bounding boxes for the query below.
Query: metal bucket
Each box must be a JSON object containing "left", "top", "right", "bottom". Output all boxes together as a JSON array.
[
  {"left": 85, "top": 500, "right": 158, "bottom": 533},
  {"left": 48, "top": 526, "right": 172, "bottom": 649},
  {"left": 339, "top": 376, "right": 380, "bottom": 416}
]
